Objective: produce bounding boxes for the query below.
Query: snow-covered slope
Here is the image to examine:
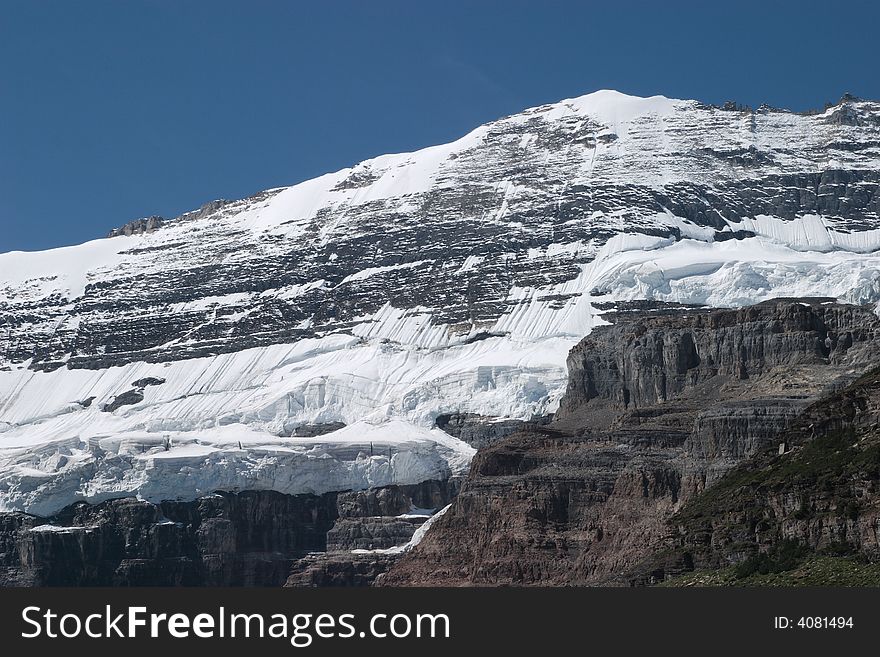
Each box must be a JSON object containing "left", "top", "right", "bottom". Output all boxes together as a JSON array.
[{"left": 2, "top": 90, "right": 880, "bottom": 514}]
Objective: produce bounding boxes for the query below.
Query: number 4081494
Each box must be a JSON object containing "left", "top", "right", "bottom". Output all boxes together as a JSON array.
[{"left": 775, "top": 617, "right": 854, "bottom": 629}]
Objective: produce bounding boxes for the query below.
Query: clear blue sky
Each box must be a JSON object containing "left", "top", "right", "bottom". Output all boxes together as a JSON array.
[{"left": 2, "top": 0, "right": 878, "bottom": 252}]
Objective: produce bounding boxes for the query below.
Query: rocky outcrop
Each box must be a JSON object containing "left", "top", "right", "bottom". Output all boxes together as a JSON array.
[
  {"left": 273, "top": 421, "right": 348, "bottom": 438},
  {"left": 131, "top": 376, "right": 166, "bottom": 388},
  {"left": 335, "top": 479, "right": 460, "bottom": 519},
  {"left": 101, "top": 388, "right": 145, "bottom": 412},
  {"left": 289, "top": 422, "right": 347, "bottom": 437},
  {"left": 0, "top": 490, "right": 338, "bottom": 587},
  {"left": 558, "top": 298, "right": 880, "bottom": 424},
  {"left": 284, "top": 478, "right": 461, "bottom": 587},
  {"left": 107, "top": 215, "right": 164, "bottom": 238},
  {"left": 101, "top": 376, "right": 165, "bottom": 412},
  {"left": 105, "top": 201, "right": 231, "bottom": 240},
  {"left": 381, "top": 428, "right": 676, "bottom": 586},
  {"left": 326, "top": 517, "right": 425, "bottom": 552},
  {"left": 285, "top": 552, "right": 400, "bottom": 587},
  {"left": 0, "top": 479, "right": 459, "bottom": 586},
  {"left": 382, "top": 299, "right": 880, "bottom": 586},
  {"left": 687, "top": 399, "right": 803, "bottom": 462},
  {"left": 434, "top": 413, "right": 551, "bottom": 449},
  {"left": 630, "top": 366, "right": 880, "bottom": 584}
]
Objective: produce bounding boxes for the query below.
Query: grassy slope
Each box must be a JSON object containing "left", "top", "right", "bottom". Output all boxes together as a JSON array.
[
  {"left": 657, "top": 368, "right": 880, "bottom": 586},
  {"left": 661, "top": 555, "right": 880, "bottom": 587}
]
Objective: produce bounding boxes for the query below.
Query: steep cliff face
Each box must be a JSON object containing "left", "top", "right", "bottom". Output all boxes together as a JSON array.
[
  {"left": 0, "top": 490, "right": 337, "bottom": 586},
  {"left": 0, "top": 479, "right": 457, "bottom": 586},
  {"left": 632, "top": 367, "right": 880, "bottom": 585},
  {"left": 380, "top": 428, "right": 682, "bottom": 585},
  {"left": 434, "top": 413, "right": 552, "bottom": 449},
  {"left": 558, "top": 299, "right": 880, "bottom": 423},
  {"left": 381, "top": 300, "right": 880, "bottom": 586},
  {"left": 285, "top": 478, "right": 461, "bottom": 587}
]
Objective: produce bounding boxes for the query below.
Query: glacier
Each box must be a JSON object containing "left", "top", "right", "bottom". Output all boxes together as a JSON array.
[{"left": 2, "top": 89, "right": 880, "bottom": 514}]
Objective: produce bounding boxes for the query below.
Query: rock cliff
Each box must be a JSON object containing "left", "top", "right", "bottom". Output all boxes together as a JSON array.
[
  {"left": 632, "top": 365, "right": 880, "bottom": 584},
  {"left": 381, "top": 299, "right": 880, "bottom": 585},
  {"left": 0, "top": 479, "right": 457, "bottom": 586}
]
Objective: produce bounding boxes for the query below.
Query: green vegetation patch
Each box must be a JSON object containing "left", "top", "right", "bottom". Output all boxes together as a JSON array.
[
  {"left": 677, "top": 428, "right": 880, "bottom": 522},
  {"left": 660, "top": 554, "right": 880, "bottom": 587}
]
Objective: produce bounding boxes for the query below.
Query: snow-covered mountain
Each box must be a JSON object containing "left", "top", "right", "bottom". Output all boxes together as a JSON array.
[{"left": 2, "top": 89, "right": 880, "bottom": 515}]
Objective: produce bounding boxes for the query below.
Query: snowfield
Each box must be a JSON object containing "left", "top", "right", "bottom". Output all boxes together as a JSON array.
[{"left": 2, "top": 89, "right": 880, "bottom": 514}]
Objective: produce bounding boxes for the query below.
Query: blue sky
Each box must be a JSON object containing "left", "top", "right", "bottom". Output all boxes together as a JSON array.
[{"left": 2, "top": 0, "right": 879, "bottom": 252}]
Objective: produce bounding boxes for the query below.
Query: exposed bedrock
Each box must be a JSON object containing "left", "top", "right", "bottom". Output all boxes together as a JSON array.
[
  {"left": 380, "top": 429, "right": 684, "bottom": 586},
  {"left": 287, "top": 422, "right": 347, "bottom": 437},
  {"left": 557, "top": 298, "right": 880, "bottom": 424},
  {"left": 284, "top": 477, "right": 461, "bottom": 587},
  {"left": 107, "top": 215, "right": 164, "bottom": 238},
  {"left": 285, "top": 553, "right": 401, "bottom": 588},
  {"left": 0, "top": 479, "right": 458, "bottom": 586},
  {"left": 0, "top": 490, "right": 337, "bottom": 587},
  {"left": 326, "top": 517, "right": 425, "bottom": 552},
  {"left": 434, "top": 413, "right": 552, "bottom": 449},
  {"left": 688, "top": 399, "right": 803, "bottom": 461},
  {"left": 382, "top": 299, "right": 880, "bottom": 586},
  {"left": 629, "top": 366, "right": 880, "bottom": 585},
  {"left": 335, "top": 478, "right": 460, "bottom": 519}
]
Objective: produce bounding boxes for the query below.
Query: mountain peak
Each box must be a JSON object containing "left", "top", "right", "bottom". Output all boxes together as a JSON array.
[{"left": 551, "top": 88, "right": 680, "bottom": 124}]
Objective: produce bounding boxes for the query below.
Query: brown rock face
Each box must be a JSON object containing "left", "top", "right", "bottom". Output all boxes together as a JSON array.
[
  {"left": 0, "top": 479, "right": 461, "bottom": 587},
  {"left": 631, "top": 366, "right": 880, "bottom": 583},
  {"left": 0, "top": 491, "right": 338, "bottom": 587},
  {"left": 285, "top": 478, "right": 461, "bottom": 587},
  {"left": 381, "top": 299, "right": 880, "bottom": 586},
  {"left": 380, "top": 429, "right": 682, "bottom": 585},
  {"left": 285, "top": 553, "right": 401, "bottom": 587},
  {"left": 557, "top": 298, "right": 880, "bottom": 428}
]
